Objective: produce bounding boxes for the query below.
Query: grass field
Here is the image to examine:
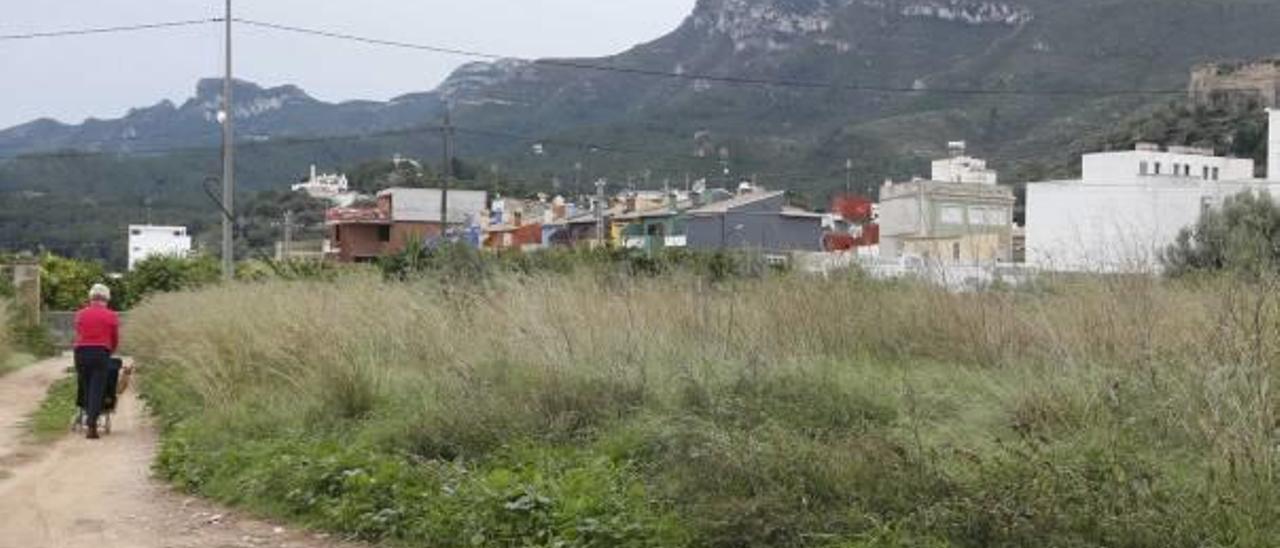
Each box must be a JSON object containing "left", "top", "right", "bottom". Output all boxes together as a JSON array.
[{"left": 126, "top": 271, "right": 1280, "bottom": 547}]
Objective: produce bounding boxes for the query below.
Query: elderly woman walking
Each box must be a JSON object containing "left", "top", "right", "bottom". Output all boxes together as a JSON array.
[{"left": 74, "top": 283, "right": 119, "bottom": 440}]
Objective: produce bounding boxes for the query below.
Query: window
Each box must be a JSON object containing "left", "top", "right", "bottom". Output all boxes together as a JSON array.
[
  {"left": 952, "top": 242, "right": 961, "bottom": 261},
  {"left": 1212, "top": 167, "right": 1220, "bottom": 181},
  {"left": 378, "top": 225, "right": 392, "bottom": 242},
  {"left": 173, "top": 230, "right": 183, "bottom": 237},
  {"left": 1203, "top": 166, "right": 1210, "bottom": 180},
  {"left": 940, "top": 205, "right": 965, "bottom": 225},
  {"left": 333, "top": 226, "right": 342, "bottom": 243},
  {"left": 1140, "top": 161, "right": 1149, "bottom": 176},
  {"left": 1154, "top": 162, "right": 1161, "bottom": 175},
  {"left": 130, "top": 229, "right": 142, "bottom": 236}
]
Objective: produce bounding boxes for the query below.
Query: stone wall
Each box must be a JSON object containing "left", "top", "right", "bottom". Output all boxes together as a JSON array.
[{"left": 1189, "top": 59, "right": 1280, "bottom": 109}]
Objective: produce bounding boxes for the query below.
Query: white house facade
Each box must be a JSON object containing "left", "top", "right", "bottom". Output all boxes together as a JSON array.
[
  {"left": 1026, "top": 110, "right": 1280, "bottom": 273},
  {"left": 127, "top": 225, "right": 192, "bottom": 270}
]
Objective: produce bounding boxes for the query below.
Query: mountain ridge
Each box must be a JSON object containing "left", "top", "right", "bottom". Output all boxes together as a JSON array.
[{"left": 5, "top": 0, "right": 1280, "bottom": 188}]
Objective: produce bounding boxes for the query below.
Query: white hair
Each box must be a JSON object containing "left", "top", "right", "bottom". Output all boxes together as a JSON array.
[{"left": 88, "top": 283, "right": 111, "bottom": 302}]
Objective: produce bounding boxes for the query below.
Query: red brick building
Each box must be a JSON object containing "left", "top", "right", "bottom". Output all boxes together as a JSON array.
[{"left": 327, "top": 188, "right": 486, "bottom": 263}]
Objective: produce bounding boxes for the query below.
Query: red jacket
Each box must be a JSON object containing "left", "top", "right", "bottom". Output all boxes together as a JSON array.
[{"left": 74, "top": 302, "right": 119, "bottom": 352}]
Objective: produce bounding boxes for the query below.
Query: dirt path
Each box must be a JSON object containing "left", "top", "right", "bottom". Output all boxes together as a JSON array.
[{"left": 0, "top": 357, "right": 360, "bottom": 548}]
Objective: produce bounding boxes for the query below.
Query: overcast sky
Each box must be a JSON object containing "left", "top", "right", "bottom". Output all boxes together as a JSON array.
[{"left": 0, "top": 1, "right": 695, "bottom": 129}]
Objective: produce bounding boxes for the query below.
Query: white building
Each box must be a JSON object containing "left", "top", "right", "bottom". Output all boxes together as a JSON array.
[
  {"left": 292, "top": 165, "right": 360, "bottom": 207},
  {"left": 128, "top": 225, "right": 192, "bottom": 270},
  {"left": 931, "top": 141, "right": 999, "bottom": 185},
  {"left": 376, "top": 188, "right": 488, "bottom": 224},
  {"left": 1026, "top": 110, "right": 1280, "bottom": 273}
]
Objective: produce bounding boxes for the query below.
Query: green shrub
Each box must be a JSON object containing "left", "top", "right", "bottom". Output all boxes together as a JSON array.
[
  {"left": 40, "top": 253, "right": 106, "bottom": 310},
  {"left": 122, "top": 254, "right": 220, "bottom": 307},
  {"left": 1165, "top": 190, "right": 1280, "bottom": 277}
]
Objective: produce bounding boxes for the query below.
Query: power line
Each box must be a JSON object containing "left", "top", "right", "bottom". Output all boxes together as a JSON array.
[
  {"left": 234, "top": 17, "right": 1185, "bottom": 97},
  {"left": 0, "top": 18, "right": 219, "bottom": 41},
  {"left": 0, "top": 126, "right": 443, "bottom": 161},
  {"left": 0, "top": 122, "right": 865, "bottom": 188},
  {"left": 0, "top": 123, "right": 715, "bottom": 166}
]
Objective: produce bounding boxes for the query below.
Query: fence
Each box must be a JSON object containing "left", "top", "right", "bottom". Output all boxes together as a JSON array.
[
  {"left": 43, "top": 311, "right": 76, "bottom": 349},
  {"left": 796, "top": 251, "right": 1038, "bottom": 291}
]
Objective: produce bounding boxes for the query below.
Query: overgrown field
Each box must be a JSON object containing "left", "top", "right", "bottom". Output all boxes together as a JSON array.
[{"left": 127, "top": 272, "right": 1280, "bottom": 547}]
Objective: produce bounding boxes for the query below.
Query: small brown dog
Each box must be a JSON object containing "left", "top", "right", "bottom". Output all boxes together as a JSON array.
[{"left": 116, "top": 363, "right": 134, "bottom": 395}]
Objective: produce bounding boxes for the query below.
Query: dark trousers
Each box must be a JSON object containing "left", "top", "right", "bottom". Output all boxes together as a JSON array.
[{"left": 75, "top": 347, "right": 111, "bottom": 427}]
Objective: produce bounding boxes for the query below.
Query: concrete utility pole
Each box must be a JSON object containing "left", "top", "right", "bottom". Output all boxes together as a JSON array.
[
  {"left": 574, "top": 161, "right": 583, "bottom": 198},
  {"left": 220, "top": 0, "right": 235, "bottom": 280},
  {"left": 595, "top": 178, "right": 607, "bottom": 248},
  {"left": 282, "top": 209, "right": 294, "bottom": 260},
  {"left": 440, "top": 108, "right": 455, "bottom": 236},
  {"left": 845, "top": 158, "right": 853, "bottom": 194}
]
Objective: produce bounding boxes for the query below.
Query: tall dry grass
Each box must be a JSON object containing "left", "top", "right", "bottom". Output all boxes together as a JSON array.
[{"left": 126, "top": 271, "right": 1280, "bottom": 546}]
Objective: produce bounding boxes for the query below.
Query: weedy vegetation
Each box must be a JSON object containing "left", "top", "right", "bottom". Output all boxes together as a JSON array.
[
  {"left": 126, "top": 265, "right": 1280, "bottom": 547},
  {"left": 29, "top": 376, "right": 77, "bottom": 442}
]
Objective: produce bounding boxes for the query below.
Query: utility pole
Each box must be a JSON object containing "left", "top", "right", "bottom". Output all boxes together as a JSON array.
[
  {"left": 282, "top": 209, "right": 294, "bottom": 260},
  {"left": 440, "top": 108, "right": 454, "bottom": 237},
  {"left": 595, "top": 178, "right": 607, "bottom": 248},
  {"left": 574, "top": 161, "right": 583, "bottom": 199},
  {"left": 220, "top": 0, "right": 235, "bottom": 280},
  {"left": 845, "top": 158, "right": 853, "bottom": 194}
]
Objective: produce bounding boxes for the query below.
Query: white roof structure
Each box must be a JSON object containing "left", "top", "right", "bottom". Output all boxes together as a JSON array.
[
  {"left": 377, "top": 188, "right": 487, "bottom": 224},
  {"left": 127, "top": 225, "right": 192, "bottom": 270}
]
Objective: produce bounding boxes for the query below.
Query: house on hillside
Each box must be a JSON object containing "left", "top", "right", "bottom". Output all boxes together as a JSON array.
[
  {"left": 1026, "top": 110, "right": 1280, "bottom": 272},
  {"left": 326, "top": 188, "right": 486, "bottom": 263},
  {"left": 291, "top": 165, "right": 361, "bottom": 207},
  {"left": 878, "top": 143, "right": 1016, "bottom": 264}
]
